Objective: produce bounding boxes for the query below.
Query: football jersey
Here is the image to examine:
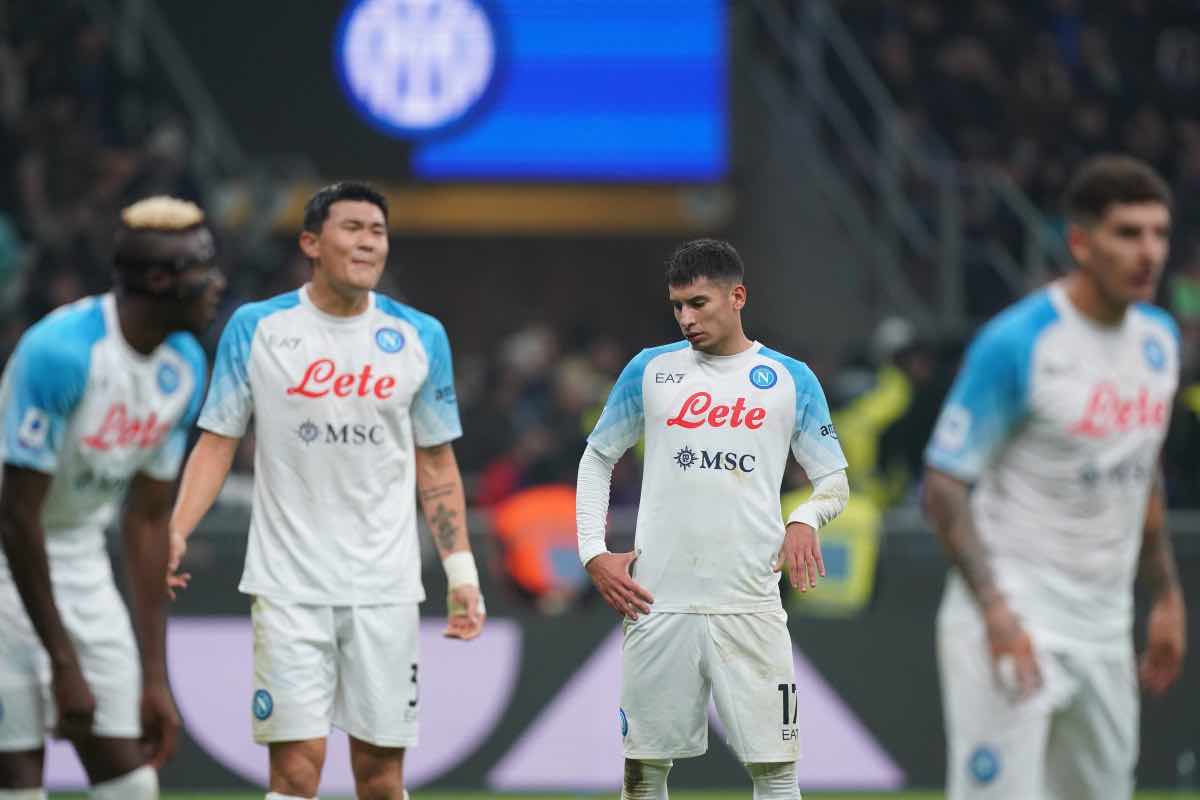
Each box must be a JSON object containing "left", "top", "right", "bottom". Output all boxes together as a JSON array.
[
  {"left": 0, "top": 294, "right": 206, "bottom": 587},
  {"left": 926, "top": 283, "right": 1179, "bottom": 649},
  {"left": 588, "top": 341, "right": 847, "bottom": 613},
  {"left": 198, "top": 286, "right": 462, "bottom": 606}
]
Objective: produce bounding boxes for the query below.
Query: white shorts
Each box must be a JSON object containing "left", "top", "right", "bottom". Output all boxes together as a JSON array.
[
  {"left": 250, "top": 597, "right": 420, "bottom": 748},
  {"left": 0, "top": 574, "right": 141, "bottom": 750},
  {"left": 937, "top": 589, "right": 1137, "bottom": 800},
  {"left": 620, "top": 610, "right": 799, "bottom": 763}
]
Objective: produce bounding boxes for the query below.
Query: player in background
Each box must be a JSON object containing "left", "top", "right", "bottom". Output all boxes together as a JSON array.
[
  {"left": 923, "top": 154, "right": 1186, "bottom": 799},
  {"left": 166, "top": 182, "right": 485, "bottom": 800},
  {"left": 577, "top": 239, "right": 850, "bottom": 800},
  {"left": 0, "top": 197, "right": 223, "bottom": 799}
]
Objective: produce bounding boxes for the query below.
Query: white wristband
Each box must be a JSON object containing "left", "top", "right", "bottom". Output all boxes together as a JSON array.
[{"left": 442, "top": 551, "right": 479, "bottom": 589}]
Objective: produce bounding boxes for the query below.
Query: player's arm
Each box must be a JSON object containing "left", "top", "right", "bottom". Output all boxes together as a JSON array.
[
  {"left": 922, "top": 317, "right": 1040, "bottom": 698},
  {"left": 922, "top": 466, "right": 1041, "bottom": 697},
  {"left": 923, "top": 467, "right": 1043, "bottom": 699},
  {"left": 780, "top": 362, "right": 850, "bottom": 592},
  {"left": 921, "top": 468, "right": 1003, "bottom": 606},
  {"left": 1138, "top": 471, "right": 1185, "bottom": 695},
  {"left": 168, "top": 306, "right": 254, "bottom": 595},
  {"left": 166, "top": 431, "right": 239, "bottom": 597},
  {"left": 577, "top": 444, "right": 653, "bottom": 619},
  {"left": 577, "top": 349, "right": 657, "bottom": 617},
  {"left": 0, "top": 326, "right": 95, "bottom": 739},
  {"left": 121, "top": 472, "right": 181, "bottom": 766},
  {"left": 415, "top": 441, "right": 484, "bottom": 640},
  {"left": 778, "top": 469, "right": 849, "bottom": 592},
  {"left": 0, "top": 463, "right": 95, "bottom": 739}
]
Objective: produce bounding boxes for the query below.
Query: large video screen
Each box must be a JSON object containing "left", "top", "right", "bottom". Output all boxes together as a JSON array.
[{"left": 332, "top": 0, "right": 727, "bottom": 181}]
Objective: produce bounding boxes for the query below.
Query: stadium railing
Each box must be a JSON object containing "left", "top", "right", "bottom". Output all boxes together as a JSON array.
[{"left": 748, "top": 0, "right": 1069, "bottom": 335}]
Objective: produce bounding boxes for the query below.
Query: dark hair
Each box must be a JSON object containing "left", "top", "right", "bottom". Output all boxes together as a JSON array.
[
  {"left": 302, "top": 181, "right": 389, "bottom": 233},
  {"left": 665, "top": 238, "right": 745, "bottom": 287},
  {"left": 1061, "top": 154, "right": 1172, "bottom": 225}
]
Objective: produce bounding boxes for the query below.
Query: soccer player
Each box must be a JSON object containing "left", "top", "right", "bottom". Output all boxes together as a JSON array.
[
  {"left": 166, "top": 182, "right": 485, "bottom": 800},
  {"left": 577, "top": 239, "right": 850, "bottom": 800},
  {"left": 0, "top": 196, "right": 223, "bottom": 799},
  {"left": 923, "top": 154, "right": 1186, "bottom": 799}
]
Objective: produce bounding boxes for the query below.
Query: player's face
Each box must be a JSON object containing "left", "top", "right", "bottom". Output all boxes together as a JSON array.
[
  {"left": 158, "top": 227, "right": 227, "bottom": 334},
  {"left": 1072, "top": 202, "right": 1170, "bottom": 307},
  {"left": 304, "top": 200, "right": 389, "bottom": 293},
  {"left": 669, "top": 277, "right": 745, "bottom": 353},
  {"left": 173, "top": 263, "right": 226, "bottom": 334}
]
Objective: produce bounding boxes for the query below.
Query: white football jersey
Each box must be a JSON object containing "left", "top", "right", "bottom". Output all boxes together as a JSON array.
[
  {"left": 0, "top": 293, "right": 206, "bottom": 586},
  {"left": 198, "top": 286, "right": 462, "bottom": 606},
  {"left": 588, "top": 341, "right": 847, "bottom": 613},
  {"left": 926, "top": 283, "right": 1179, "bottom": 649}
]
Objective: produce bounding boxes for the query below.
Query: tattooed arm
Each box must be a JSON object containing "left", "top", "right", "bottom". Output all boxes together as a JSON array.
[
  {"left": 922, "top": 467, "right": 1042, "bottom": 698},
  {"left": 1138, "top": 472, "right": 1186, "bottom": 695},
  {"left": 415, "top": 442, "right": 484, "bottom": 639}
]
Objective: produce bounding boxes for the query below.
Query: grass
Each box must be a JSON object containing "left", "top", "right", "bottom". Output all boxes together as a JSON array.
[{"left": 50, "top": 793, "right": 1200, "bottom": 799}]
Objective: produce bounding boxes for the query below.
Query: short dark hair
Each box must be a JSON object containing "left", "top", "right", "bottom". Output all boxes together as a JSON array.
[
  {"left": 1062, "top": 154, "right": 1172, "bottom": 225},
  {"left": 665, "top": 238, "right": 745, "bottom": 287},
  {"left": 302, "top": 181, "right": 388, "bottom": 233}
]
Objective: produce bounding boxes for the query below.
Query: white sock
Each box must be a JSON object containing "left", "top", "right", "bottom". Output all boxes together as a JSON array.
[
  {"left": 90, "top": 765, "right": 158, "bottom": 800},
  {"left": 621, "top": 758, "right": 671, "bottom": 800},
  {"left": 265, "top": 794, "right": 316, "bottom": 800},
  {"left": 746, "top": 761, "right": 800, "bottom": 800},
  {"left": 0, "top": 789, "right": 48, "bottom": 799}
]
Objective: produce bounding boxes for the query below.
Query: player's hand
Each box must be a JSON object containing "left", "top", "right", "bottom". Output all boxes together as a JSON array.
[
  {"left": 166, "top": 530, "right": 190, "bottom": 601},
  {"left": 586, "top": 551, "right": 653, "bottom": 620},
  {"left": 984, "top": 600, "right": 1042, "bottom": 701},
  {"left": 445, "top": 584, "right": 486, "bottom": 640},
  {"left": 51, "top": 662, "right": 96, "bottom": 742},
  {"left": 1140, "top": 591, "right": 1186, "bottom": 696},
  {"left": 139, "top": 681, "right": 181, "bottom": 768},
  {"left": 775, "top": 522, "right": 825, "bottom": 592}
]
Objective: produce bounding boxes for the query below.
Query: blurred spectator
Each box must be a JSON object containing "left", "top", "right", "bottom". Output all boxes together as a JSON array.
[
  {"left": 831, "top": 316, "right": 925, "bottom": 508},
  {"left": 489, "top": 484, "right": 590, "bottom": 615}
]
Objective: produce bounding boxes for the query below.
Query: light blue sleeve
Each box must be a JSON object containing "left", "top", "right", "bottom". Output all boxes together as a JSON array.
[
  {"left": 197, "top": 305, "right": 258, "bottom": 438},
  {"left": 1, "top": 327, "right": 91, "bottom": 473},
  {"left": 760, "top": 349, "right": 848, "bottom": 480},
  {"left": 1, "top": 302, "right": 102, "bottom": 473},
  {"left": 587, "top": 348, "right": 656, "bottom": 460},
  {"left": 924, "top": 299, "right": 1053, "bottom": 481},
  {"left": 142, "top": 333, "right": 208, "bottom": 481},
  {"left": 410, "top": 316, "right": 463, "bottom": 447}
]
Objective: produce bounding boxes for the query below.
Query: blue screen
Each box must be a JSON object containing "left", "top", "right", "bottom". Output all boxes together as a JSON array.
[{"left": 334, "top": 0, "right": 727, "bottom": 182}]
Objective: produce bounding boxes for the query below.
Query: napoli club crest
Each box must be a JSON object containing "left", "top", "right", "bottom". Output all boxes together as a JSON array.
[
  {"left": 375, "top": 327, "right": 406, "bottom": 354},
  {"left": 749, "top": 364, "right": 778, "bottom": 390}
]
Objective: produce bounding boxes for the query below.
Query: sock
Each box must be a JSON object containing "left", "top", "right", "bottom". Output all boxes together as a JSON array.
[
  {"left": 746, "top": 761, "right": 800, "bottom": 800},
  {"left": 621, "top": 758, "right": 672, "bottom": 800},
  {"left": 265, "top": 794, "right": 316, "bottom": 800},
  {"left": 0, "top": 790, "right": 48, "bottom": 799},
  {"left": 90, "top": 765, "right": 158, "bottom": 800}
]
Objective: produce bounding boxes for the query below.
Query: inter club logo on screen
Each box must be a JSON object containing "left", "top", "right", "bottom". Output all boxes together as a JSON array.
[{"left": 334, "top": 0, "right": 499, "bottom": 137}]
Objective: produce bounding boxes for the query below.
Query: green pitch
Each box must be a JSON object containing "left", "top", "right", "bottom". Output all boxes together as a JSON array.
[{"left": 51, "top": 792, "right": 1200, "bottom": 799}]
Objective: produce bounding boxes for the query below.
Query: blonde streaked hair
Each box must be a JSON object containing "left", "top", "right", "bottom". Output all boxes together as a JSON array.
[{"left": 120, "top": 196, "right": 205, "bottom": 231}]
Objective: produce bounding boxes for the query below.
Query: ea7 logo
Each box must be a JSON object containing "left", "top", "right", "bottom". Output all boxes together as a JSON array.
[
  {"left": 655, "top": 372, "right": 686, "bottom": 384},
  {"left": 264, "top": 335, "right": 302, "bottom": 350}
]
